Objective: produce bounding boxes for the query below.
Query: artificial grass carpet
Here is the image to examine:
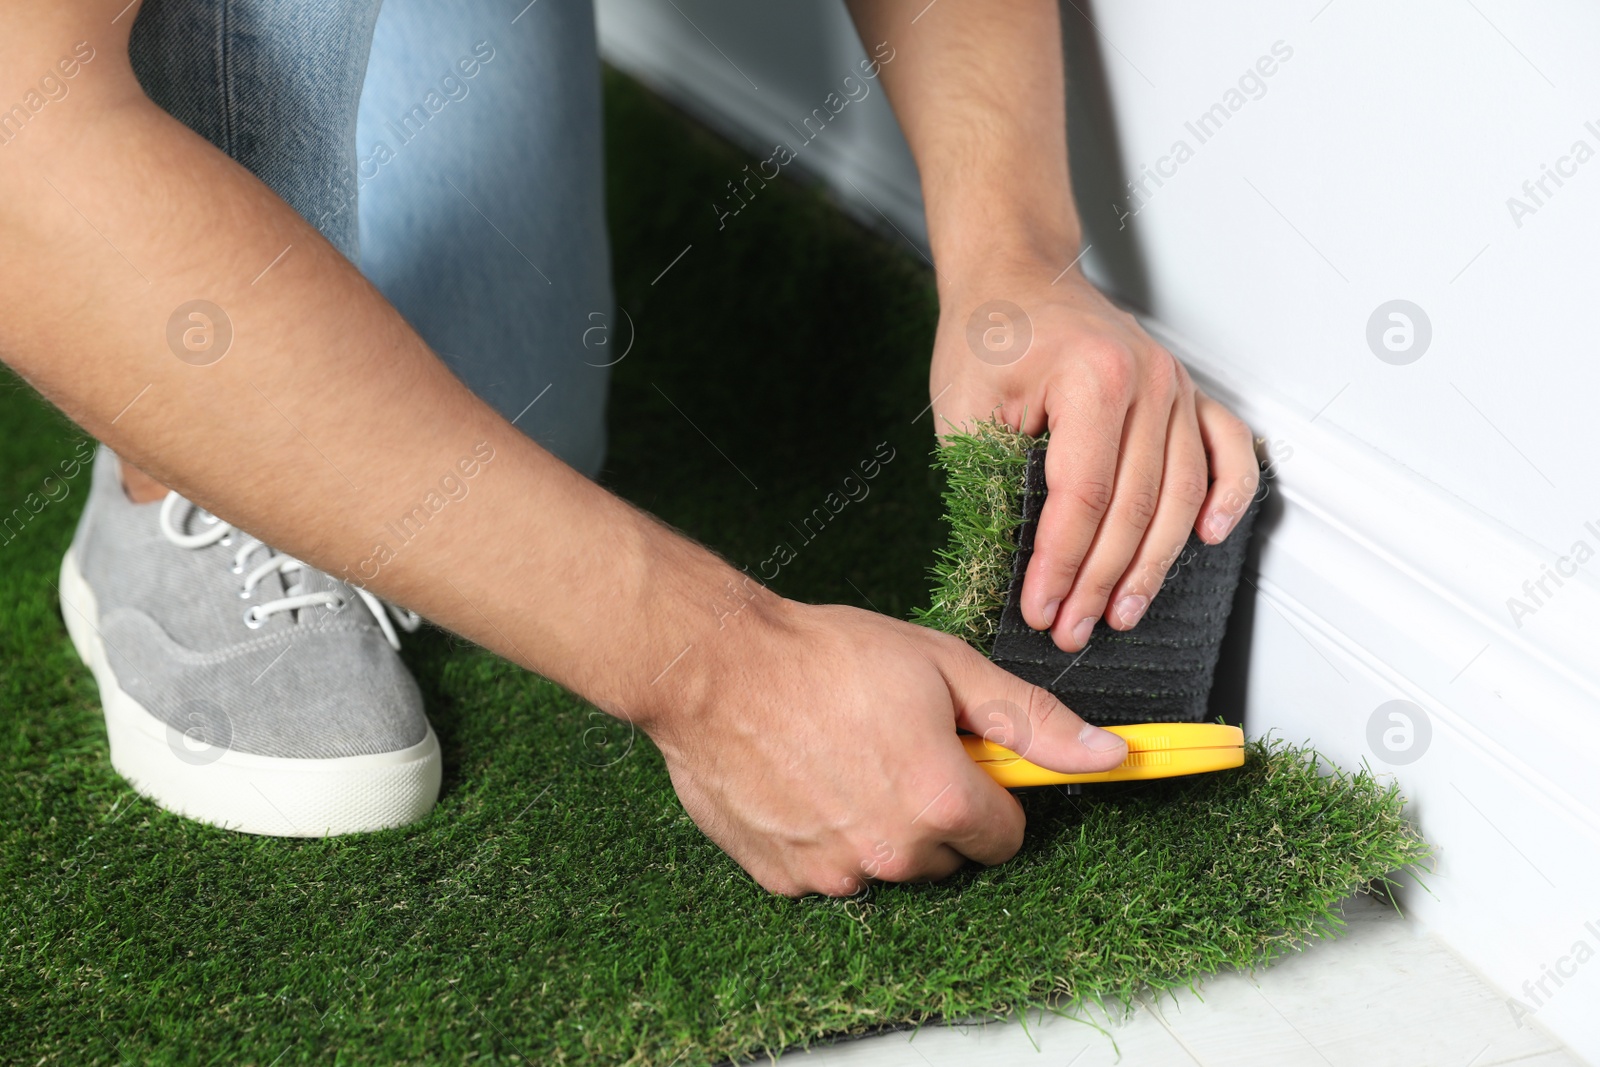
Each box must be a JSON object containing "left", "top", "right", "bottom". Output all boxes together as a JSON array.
[
  {"left": 914, "top": 419, "right": 1040, "bottom": 655},
  {"left": 1, "top": 72, "right": 1430, "bottom": 1065}
]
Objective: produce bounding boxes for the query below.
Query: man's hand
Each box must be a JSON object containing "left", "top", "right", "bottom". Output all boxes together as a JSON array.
[
  {"left": 845, "top": 0, "right": 1260, "bottom": 652},
  {"left": 642, "top": 599, "right": 1128, "bottom": 897},
  {"left": 933, "top": 263, "right": 1260, "bottom": 652}
]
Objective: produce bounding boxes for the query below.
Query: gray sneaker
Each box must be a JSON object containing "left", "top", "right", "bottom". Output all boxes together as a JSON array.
[{"left": 59, "top": 446, "right": 440, "bottom": 836}]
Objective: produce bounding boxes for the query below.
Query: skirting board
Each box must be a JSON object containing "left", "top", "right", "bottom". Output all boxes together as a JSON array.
[
  {"left": 1161, "top": 320, "right": 1600, "bottom": 1060},
  {"left": 596, "top": 10, "right": 1600, "bottom": 1059}
]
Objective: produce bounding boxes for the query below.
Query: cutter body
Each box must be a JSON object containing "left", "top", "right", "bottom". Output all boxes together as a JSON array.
[{"left": 963, "top": 722, "right": 1245, "bottom": 787}]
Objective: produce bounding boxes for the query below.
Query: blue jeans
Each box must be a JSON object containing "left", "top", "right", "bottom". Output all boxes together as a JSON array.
[{"left": 128, "top": 0, "right": 613, "bottom": 478}]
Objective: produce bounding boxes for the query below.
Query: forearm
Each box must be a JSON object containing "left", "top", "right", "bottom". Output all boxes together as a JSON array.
[
  {"left": 0, "top": 11, "right": 766, "bottom": 729},
  {"left": 844, "top": 0, "right": 1080, "bottom": 276}
]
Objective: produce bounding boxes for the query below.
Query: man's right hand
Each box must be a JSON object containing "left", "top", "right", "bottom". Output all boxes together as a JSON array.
[
  {"left": 0, "top": 6, "right": 1120, "bottom": 898},
  {"left": 641, "top": 599, "right": 1128, "bottom": 897}
]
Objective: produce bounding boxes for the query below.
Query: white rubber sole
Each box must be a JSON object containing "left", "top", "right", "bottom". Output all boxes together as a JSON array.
[{"left": 59, "top": 547, "right": 441, "bottom": 837}]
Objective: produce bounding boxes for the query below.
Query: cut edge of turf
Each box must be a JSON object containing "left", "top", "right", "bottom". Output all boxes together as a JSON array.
[{"left": 910, "top": 418, "right": 1040, "bottom": 653}]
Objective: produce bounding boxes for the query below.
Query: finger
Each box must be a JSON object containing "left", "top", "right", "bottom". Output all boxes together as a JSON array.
[
  {"left": 938, "top": 630, "right": 1128, "bottom": 774},
  {"left": 1105, "top": 386, "right": 1209, "bottom": 630},
  {"left": 1193, "top": 390, "right": 1260, "bottom": 544},
  {"left": 1019, "top": 351, "right": 1133, "bottom": 633},
  {"left": 904, "top": 746, "right": 1028, "bottom": 869},
  {"left": 900, "top": 628, "right": 1126, "bottom": 869},
  {"left": 1050, "top": 358, "right": 1177, "bottom": 648},
  {"left": 830, "top": 842, "right": 968, "bottom": 895},
  {"left": 904, "top": 846, "right": 969, "bottom": 884}
]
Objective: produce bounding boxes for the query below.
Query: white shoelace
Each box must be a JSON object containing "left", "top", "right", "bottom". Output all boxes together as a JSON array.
[{"left": 157, "top": 493, "right": 422, "bottom": 651}]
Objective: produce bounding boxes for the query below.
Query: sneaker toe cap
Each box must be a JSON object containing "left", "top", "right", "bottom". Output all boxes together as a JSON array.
[{"left": 105, "top": 616, "right": 431, "bottom": 760}]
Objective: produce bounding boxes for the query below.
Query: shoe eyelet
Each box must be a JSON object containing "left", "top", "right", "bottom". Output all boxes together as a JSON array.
[
  {"left": 219, "top": 534, "right": 234, "bottom": 547},
  {"left": 238, "top": 587, "right": 254, "bottom": 599},
  {"left": 230, "top": 563, "right": 245, "bottom": 575},
  {"left": 242, "top": 606, "right": 266, "bottom": 629}
]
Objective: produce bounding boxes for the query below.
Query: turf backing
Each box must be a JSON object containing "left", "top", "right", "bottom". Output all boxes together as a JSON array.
[{"left": 1, "top": 71, "right": 1428, "bottom": 1065}]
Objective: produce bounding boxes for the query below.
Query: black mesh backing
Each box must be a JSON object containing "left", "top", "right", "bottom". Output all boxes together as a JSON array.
[{"left": 989, "top": 447, "right": 1261, "bottom": 724}]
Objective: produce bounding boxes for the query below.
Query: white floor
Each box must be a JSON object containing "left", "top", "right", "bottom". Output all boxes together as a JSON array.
[{"left": 775, "top": 896, "right": 1584, "bottom": 1067}]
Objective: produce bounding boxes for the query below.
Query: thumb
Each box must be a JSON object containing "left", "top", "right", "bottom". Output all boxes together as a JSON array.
[{"left": 941, "top": 640, "right": 1128, "bottom": 773}]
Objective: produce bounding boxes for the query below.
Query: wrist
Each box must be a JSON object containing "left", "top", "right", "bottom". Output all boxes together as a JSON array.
[
  {"left": 644, "top": 588, "right": 797, "bottom": 748},
  {"left": 633, "top": 587, "right": 798, "bottom": 747},
  {"left": 926, "top": 197, "right": 1082, "bottom": 295},
  {"left": 592, "top": 517, "right": 795, "bottom": 741}
]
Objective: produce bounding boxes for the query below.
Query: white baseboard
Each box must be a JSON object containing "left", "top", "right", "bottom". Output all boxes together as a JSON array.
[
  {"left": 597, "top": 8, "right": 1600, "bottom": 1059},
  {"left": 1147, "top": 323, "right": 1599, "bottom": 1059}
]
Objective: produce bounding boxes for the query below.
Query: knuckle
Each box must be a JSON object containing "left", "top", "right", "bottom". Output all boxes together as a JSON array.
[
  {"left": 991, "top": 834, "right": 1024, "bottom": 866},
  {"left": 817, "top": 870, "right": 865, "bottom": 897},
  {"left": 1146, "top": 351, "right": 1181, "bottom": 400},
  {"left": 1168, "top": 465, "right": 1211, "bottom": 509},
  {"left": 870, "top": 852, "right": 918, "bottom": 884},
  {"left": 1047, "top": 556, "right": 1084, "bottom": 589},
  {"left": 920, "top": 787, "right": 978, "bottom": 836},
  {"left": 1069, "top": 476, "right": 1116, "bottom": 516},
  {"left": 759, "top": 872, "right": 806, "bottom": 898},
  {"left": 1219, "top": 411, "right": 1255, "bottom": 447},
  {"left": 1023, "top": 685, "right": 1066, "bottom": 736},
  {"left": 1080, "top": 566, "right": 1121, "bottom": 601},
  {"left": 1078, "top": 338, "right": 1135, "bottom": 392},
  {"left": 927, "top": 626, "right": 979, "bottom": 661},
  {"left": 990, "top": 816, "right": 1026, "bottom": 863},
  {"left": 1118, "top": 484, "right": 1160, "bottom": 528},
  {"left": 1172, "top": 358, "right": 1197, "bottom": 395}
]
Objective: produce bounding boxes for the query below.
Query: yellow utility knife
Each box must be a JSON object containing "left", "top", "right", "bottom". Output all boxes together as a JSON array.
[{"left": 963, "top": 722, "right": 1245, "bottom": 788}]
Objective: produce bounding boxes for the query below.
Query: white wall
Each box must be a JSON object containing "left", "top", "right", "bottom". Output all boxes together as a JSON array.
[
  {"left": 1102, "top": 0, "right": 1600, "bottom": 555},
  {"left": 596, "top": 1, "right": 1600, "bottom": 1059}
]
